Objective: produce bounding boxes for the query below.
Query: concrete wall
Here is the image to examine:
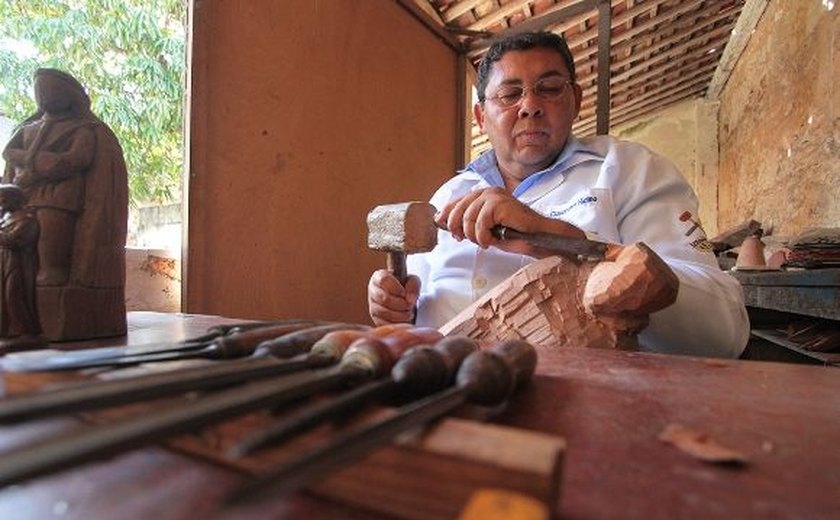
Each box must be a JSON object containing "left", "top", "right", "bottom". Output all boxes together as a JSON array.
[
  {"left": 185, "top": 1, "right": 459, "bottom": 322},
  {"left": 613, "top": 99, "right": 698, "bottom": 188},
  {"left": 612, "top": 99, "right": 725, "bottom": 235},
  {"left": 126, "top": 248, "right": 181, "bottom": 312},
  {"left": 718, "top": 0, "right": 840, "bottom": 236}
]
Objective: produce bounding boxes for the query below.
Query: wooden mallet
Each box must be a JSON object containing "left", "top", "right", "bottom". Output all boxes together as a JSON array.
[{"left": 367, "top": 202, "right": 438, "bottom": 285}]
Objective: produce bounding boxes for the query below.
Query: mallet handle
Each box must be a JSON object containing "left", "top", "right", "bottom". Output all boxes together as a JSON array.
[{"left": 386, "top": 251, "right": 408, "bottom": 286}]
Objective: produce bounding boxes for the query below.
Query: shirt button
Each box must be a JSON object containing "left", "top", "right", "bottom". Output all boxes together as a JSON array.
[{"left": 472, "top": 276, "right": 487, "bottom": 290}]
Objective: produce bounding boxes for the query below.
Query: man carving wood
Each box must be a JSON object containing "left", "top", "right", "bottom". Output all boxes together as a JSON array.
[{"left": 368, "top": 32, "right": 749, "bottom": 358}]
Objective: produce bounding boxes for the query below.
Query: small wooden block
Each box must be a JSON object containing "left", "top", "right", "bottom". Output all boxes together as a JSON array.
[
  {"left": 311, "top": 417, "right": 565, "bottom": 520},
  {"left": 159, "top": 410, "right": 564, "bottom": 520}
]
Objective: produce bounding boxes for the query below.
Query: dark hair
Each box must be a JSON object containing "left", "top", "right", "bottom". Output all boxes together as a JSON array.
[{"left": 476, "top": 32, "right": 576, "bottom": 102}]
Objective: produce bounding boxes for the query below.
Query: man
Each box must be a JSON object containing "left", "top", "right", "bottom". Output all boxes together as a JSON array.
[{"left": 368, "top": 32, "right": 749, "bottom": 358}]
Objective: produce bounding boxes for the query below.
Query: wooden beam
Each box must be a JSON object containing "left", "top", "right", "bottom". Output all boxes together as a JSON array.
[
  {"left": 596, "top": 0, "right": 611, "bottom": 134},
  {"left": 706, "top": 0, "right": 771, "bottom": 99},
  {"left": 570, "top": 0, "right": 735, "bottom": 70},
  {"left": 578, "top": 67, "right": 714, "bottom": 120},
  {"left": 456, "top": 53, "right": 471, "bottom": 169},
  {"left": 579, "top": 56, "right": 720, "bottom": 111},
  {"left": 468, "top": 0, "right": 533, "bottom": 31},
  {"left": 562, "top": 0, "right": 672, "bottom": 52},
  {"left": 573, "top": 26, "right": 731, "bottom": 91},
  {"left": 467, "top": 0, "right": 598, "bottom": 52},
  {"left": 442, "top": 0, "right": 485, "bottom": 23},
  {"left": 608, "top": 26, "right": 732, "bottom": 84},
  {"left": 575, "top": 84, "right": 706, "bottom": 134},
  {"left": 583, "top": 12, "right": 736, "bottom": 84},
  {"left": 396, "top": 0, "right": 463, "bottom": 51},
  {"left": 606, "top": 0, "right": 715, "bottom": 59}
]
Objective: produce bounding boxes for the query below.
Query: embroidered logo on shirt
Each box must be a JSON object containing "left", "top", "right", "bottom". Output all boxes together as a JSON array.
[
  {"left": 548, "top": 195, "right": 598, "bottom": 218},
  {"left": 679, "top": 211, "right": 714, "bottom": 252}
]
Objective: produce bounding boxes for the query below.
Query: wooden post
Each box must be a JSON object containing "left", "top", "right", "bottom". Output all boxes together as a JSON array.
[{"left": 596, "top": 0, "right": 612, "bottom": 135}]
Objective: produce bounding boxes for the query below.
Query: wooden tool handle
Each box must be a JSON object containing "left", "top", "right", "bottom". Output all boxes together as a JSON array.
[
  {"left": 456, "top": 339, "right": 537, "bottom": 406},
  {"left": 387, "top": 251, "right": 408, "bottom": 286},
  {"left": 390, "top": 336, "right": 479, "bottom": 396},
  {"left": 213, "top": 321, "right": 328, "bottom": 358},
  {"left": 342, "top": 327, "right": 443, "bottom": 379},
  {"left": 253, "top": 323, "right": 369, "bottom": 359}
]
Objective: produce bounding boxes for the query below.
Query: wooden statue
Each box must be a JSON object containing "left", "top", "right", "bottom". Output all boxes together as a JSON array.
[
  {"left": 0, "top": 184, "right": 47, "bottom": 353},
  {"left": 2, "top": 68, "right": 128, "bottom": 341},
  {"left": 440, "top": 243, "right": 679, "bottom": 351}
]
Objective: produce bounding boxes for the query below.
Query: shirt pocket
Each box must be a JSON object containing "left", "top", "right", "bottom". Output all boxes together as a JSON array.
[{"left": 535, "top": 188, "right": 620, "bottom": 242}]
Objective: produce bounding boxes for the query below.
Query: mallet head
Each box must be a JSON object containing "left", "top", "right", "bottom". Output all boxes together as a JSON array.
[{"left": 367, "top": 202, "right": 438, "bottom": 284}]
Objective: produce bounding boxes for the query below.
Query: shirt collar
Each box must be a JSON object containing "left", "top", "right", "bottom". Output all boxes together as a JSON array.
[{"left": 461, "top": 135, "right": 606, "bottom": 195}]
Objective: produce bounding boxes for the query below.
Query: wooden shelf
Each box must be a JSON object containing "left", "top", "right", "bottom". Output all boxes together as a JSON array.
[{"left": 750, "top": 328, "right": 840, "bottom": 366}]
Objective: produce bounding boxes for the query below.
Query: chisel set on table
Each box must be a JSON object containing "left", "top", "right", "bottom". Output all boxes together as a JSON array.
[{"left": 0, "top": 320, "right": 561, "bottom": 519}]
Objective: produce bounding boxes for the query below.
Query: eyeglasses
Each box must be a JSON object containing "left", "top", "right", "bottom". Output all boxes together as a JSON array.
[{"left": 485, "top": 78, "right": 573, "bottom": 108}]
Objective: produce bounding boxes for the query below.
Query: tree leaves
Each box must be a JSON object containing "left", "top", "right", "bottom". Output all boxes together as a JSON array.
[{"left": 0, "top": 0, "right": 187, "bottom": 206}]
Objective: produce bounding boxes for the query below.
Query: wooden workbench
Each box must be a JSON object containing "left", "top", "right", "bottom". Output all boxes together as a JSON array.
[{"left": 1, "top": 312, "right": 838, "bottom": 519}]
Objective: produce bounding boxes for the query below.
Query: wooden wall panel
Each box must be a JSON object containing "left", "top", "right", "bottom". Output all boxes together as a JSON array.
[{"left": 185, "top": 1, "right": 458, "bottom": 322}]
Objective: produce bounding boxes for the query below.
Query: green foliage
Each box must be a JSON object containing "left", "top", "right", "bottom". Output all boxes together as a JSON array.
[{"left": 0, "top": 0, "right": 187, "bottom": 205}]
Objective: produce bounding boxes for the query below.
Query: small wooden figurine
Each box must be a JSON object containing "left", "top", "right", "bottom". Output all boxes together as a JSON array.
[
  {"left": 0, "top": 184, "right": 47, "bottom": 353},
  {"left": 440, "top": 243, "right": 679, "bottom": 351},
  {"left": 2, "top": 68, "right": 128, "bottom": 341}
]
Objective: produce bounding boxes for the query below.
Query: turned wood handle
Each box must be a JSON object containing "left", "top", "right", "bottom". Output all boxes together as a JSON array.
[{"left": 386, "top": 251, "right": 408, "bottom": 286}]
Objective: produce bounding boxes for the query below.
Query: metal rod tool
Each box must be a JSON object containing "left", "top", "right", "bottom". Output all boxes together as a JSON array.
[
  {"left": 229, "top": 336, "right": 479, "bottom": 457},
  {"left": 0, "top": 323, "right": 369, "bottom": 423},
  {"left": 2, "top": 319, "right": 333, "bottom": 372},
  {"left": 0, "top": 326, "right": 441, "bottom": 487},
  {"left": 224, "top": 339, "right": 537, "bottom": 505}
]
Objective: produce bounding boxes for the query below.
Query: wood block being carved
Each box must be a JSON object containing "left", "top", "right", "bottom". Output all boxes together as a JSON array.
[{"left": 440, "top": 243, "right": 679, "bottom": 351}]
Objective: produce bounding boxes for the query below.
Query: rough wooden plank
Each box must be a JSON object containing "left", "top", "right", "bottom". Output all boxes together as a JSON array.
[
  {"left": 312, "top": 418, "right": 565, "bottom": 520},
  {"left": 163, "top": 410, "right": 566, "bottom": 520}
]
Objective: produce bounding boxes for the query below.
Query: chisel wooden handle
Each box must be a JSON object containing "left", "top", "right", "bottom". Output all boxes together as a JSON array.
[
  {"left": 211, "top": 320, "right": 330, "bottom": 358},
  {"left": 253, "top": 323, "right": 370, "bottom": 358},
  {"left": 308, "top": 323, "right": 414, "bottom": 363},
  {"left": 456, "top": 339, "right": 537, "bottom": 406},
  {"left": 390, "top": 336, "right": 479, "bottom": 396},
  {"left": 342, "top": 327, "right": 444, "bottom": 379}
]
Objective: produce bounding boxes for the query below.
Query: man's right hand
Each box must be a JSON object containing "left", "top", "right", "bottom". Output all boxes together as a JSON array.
[{"left": 368, "top": 269, "right": 420, "bottom": 326}]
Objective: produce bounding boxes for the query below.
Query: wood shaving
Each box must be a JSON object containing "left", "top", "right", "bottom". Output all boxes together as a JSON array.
[{"left": 659, "top": 423, "right": 748, "bottom": 465}]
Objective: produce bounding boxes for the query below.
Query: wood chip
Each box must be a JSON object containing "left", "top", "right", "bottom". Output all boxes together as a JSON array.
[{"left": 658, "top": 423, "right": 748, "bottom": 465}]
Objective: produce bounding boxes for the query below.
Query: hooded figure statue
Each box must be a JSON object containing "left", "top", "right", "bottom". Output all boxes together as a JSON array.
[{"left": 2, "top": 68, "right": 128, "bottom": 340}]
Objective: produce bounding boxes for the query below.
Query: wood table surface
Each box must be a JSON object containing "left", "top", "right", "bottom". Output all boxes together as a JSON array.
[{"left": 1, "top": 312, "right": 838, "bottom": 519}]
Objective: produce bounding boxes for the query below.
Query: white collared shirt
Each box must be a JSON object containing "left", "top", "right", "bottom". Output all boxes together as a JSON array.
[{"left": 409, "top": 135, "right": 750, "bottom": 358}]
